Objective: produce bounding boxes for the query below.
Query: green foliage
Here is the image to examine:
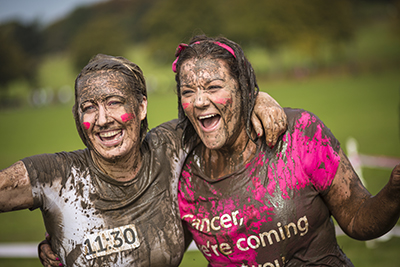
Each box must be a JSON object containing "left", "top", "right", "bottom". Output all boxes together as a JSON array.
[
  {"left": 68, "top": 14, "right": 129, "bottom": 70},
  {"left": 0, "top": 22, "right": 40, "bottom": 89},
  {"left": 43, "top": 6, "right": 94, "bottom": 53},
  {"left": 37, "top": 55, "right": 77, "bottom": 89},
  {"left": 143, "top": 0, "right": 354, "bottom": 59},
  {"left": 1, "top": 0, "right": 399, "bottom": 92}
]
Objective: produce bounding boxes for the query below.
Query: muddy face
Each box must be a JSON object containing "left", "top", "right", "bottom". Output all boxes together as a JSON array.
[
  {"left": 179, "top": 57, "right": 246, "bottom": 151},
  {"left": 77, "top": 70, "right": 147, "bottom": 162}
]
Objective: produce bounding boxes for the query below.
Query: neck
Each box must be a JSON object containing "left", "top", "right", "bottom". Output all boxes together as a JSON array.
[
  {"left": 200, "top": 130, "right": 258, "bottom": 180},
  {"left": 91, "top": 149, "right": 142, "bottom": 182}
]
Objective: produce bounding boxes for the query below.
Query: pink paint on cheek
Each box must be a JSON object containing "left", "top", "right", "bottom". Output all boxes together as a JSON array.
[
  {"left": 182, "top": 102, "right": 190, "bottom": 109},
  {"left": 214, "top": 97, "right": 232, "bottom": 105},
  {"left": 83, "top": 122, "right": 90, "bottom": 130},
  {"left": 121, "top": 113, "right": 135, "bottom": 122}
]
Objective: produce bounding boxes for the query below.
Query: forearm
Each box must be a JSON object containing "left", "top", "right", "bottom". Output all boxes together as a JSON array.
[
  {"left": 0, "top": 161, "right": 34, "bottom": 212},
  {"left": 349, "top": 177, "right": 400, "bottom": 240},
  {"left": 326, "top": 151, "right": 400, "bottom": 240}
]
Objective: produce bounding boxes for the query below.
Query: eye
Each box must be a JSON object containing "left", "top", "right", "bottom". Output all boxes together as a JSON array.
[
  {"left": 81, "top": 102, "right": 96, "bottom": 112},
  {"left": 107, "top": 98, "right": 124, "bottom": 107},
  {"left": 108, "top": 100, "right": 121, "bottom": 106},
  {"left": 181, "top": 88, "right": 194, "bottom": 96},
  {"left": 208, "top": 85, "right": 222, "bottom": 91}
]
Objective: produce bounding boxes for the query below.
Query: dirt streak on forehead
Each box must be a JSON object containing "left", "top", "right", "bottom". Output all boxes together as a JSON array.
[
  {"left": 180, "top": 58, "right": 229, "bottom": 87},
  {"left": 77, "top": 70, "right": 133, "bottom": 102}
]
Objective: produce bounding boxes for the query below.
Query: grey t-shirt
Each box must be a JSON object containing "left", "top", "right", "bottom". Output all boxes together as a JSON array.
[{"left": 23, "top": 120, "right": 187, "bottom": 266}]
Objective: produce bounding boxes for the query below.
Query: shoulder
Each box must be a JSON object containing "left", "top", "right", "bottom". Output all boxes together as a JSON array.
[
  {"left": 284, "top": 108, "right": 322, "bottom": 128},
  {"left": 144, "top": 119, "right": 182, "bottom": 149},
  {"left": 22, "top": 149, "right": 90, "bottom": 175},
  {"left": 284, "top": 108, "right": 335, "bottom": 140}
]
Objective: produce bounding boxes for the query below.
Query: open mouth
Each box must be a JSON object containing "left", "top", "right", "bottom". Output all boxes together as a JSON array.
[
  {"left": 97, "top": 129, "right": 123, "bottom": 145},
  {"left": 199, "top": 114, "right": 221, "bottom": 130}
]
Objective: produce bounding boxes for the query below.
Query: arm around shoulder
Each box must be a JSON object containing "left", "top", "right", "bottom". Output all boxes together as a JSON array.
[{"left": 0, "top": 161, "right": 34, "bottom": 212}]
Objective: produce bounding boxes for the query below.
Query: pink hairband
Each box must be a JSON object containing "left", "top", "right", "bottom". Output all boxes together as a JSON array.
[{"left": 172, "top": 41, "right": 236, "bottom": 73}]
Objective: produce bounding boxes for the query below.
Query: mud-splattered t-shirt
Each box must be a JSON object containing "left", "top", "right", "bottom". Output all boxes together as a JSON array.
[
  {"left": 178, "top": 109, "right": 354, "bottom": 267},
  {"left": 22, "top": 120, "right": 187, "bottom": 267}
]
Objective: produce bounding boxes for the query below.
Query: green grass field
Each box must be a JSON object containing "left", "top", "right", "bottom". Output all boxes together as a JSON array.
[{"left": 0, "top": 68, "right": 399, "bottom": 266}]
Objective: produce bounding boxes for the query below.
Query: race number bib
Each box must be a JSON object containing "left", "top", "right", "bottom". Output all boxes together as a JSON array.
[{"left": 82, "top": 224, "right": 140, "bottom": 259}]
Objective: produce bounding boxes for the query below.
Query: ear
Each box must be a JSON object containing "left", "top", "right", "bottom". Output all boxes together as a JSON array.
[{"left": 138, "top": 96, "right": 147, "bottom": 121}]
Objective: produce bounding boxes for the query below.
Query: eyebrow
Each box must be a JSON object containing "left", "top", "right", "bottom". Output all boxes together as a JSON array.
[
  {"left": 181, "top": 78, "right": 225, "bottom": 88},
  {"left": 80, "top": 94, "right": 125, "bottom": 105}
]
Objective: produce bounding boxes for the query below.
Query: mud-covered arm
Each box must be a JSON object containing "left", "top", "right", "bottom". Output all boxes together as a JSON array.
[
  {"left": 323, "top": 149, "right": 400, "bottom": 240},
  {"left": 252, "top": 91, "right": 287, "bottom": 147},
  {"left": 0, "top": 161, "right": 34, "bottom": 212}
]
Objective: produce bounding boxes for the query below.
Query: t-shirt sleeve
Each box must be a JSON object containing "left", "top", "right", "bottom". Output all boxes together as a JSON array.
[
  {"left": 292, "top": 110, "right": 341, "bottom": 193},
  {"left": 21, "top": 153, "right": 70, "bottom": 210}
]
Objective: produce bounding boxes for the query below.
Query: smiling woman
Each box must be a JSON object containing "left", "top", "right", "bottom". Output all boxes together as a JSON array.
[
  {"left": 75, "top": 70, "right": 147, "bottom": 179},
  {"left": 0, "top": 54, "right": 189, "bottom": 267},
  {"left": 172, "top": 35, "right": 400, "bottom": 267}
]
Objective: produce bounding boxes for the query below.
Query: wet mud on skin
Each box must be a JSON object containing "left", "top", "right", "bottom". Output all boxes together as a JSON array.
[
  {"left": 0, "top": 161, "right": 33, "bottom": 211},
  {"left": 76, "top": 70, "right": 143, "bottom": 163},
  {"left": 179, "top": 57, "right": 256, "bottom": 179},
  {"left": 74, "top": 69, "right": 146, "bottom": 185},
  {"left": 325, "top": 149, "right": 397, "bottom": 239}
]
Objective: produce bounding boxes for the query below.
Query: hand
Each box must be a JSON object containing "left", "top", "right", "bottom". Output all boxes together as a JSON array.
[
  {"left": 38, "top": 233, "right": 63, "bottom": 266},
  {"left": 388, "top": 163, "right": 400, "bottom": 194},
  {"left": 251, "top": 91, "right": 287, "bottom": 147}
]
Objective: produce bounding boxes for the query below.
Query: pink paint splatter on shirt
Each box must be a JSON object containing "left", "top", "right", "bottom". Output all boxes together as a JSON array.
[
  {"left": 121, "top": 113, "right": 135, "bottom": 122},
  {"left": 83, "top": 122, "right": 90, "bottom": 130},
  {"left": 251, "top": 177, "right": 267, "bottom": 204}
]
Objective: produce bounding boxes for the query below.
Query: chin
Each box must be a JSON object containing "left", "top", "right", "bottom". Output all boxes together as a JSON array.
[
  {"left": 201, "top": 140, "right": 223, "bottom": 151},
  {"left": 94, "top": 147, "right": 131, "bottom": 162}
]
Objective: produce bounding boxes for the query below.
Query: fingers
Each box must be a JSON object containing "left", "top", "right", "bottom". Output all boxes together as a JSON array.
[
  {"left": 390, "top": 163, "right": 400, "bottom": 188},
  {"left": 264, "top": 107, "right": 287, "bottom": 147},
  {"left": 39, "top": 242, "right": 63, "bottom": 266},
  {"left": 251, "top": 112, "right": 264, "bottom": 138},
  {"left": 252, "top": 91, "right": 287, "bottom": 147},
  {"left": 252, "top": 107, "right": 287, "bottom": 147}
]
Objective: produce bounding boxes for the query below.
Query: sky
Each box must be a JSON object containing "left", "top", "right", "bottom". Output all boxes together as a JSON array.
[{"left": 0, "top": 0, "right": 107, "bottom": 25}]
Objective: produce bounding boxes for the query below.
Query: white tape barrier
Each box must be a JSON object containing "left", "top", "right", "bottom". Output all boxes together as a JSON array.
[{"left": 0, "top": 243, "right": 38, "bottom": 257}]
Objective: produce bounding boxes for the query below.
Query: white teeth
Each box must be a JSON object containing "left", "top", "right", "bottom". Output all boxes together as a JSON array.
[
  {"left": 199, "top": 114, "right": 216, "bottom": 120},
  {"left": 99, "top": 130, "right": 121, "bottom": 138}
]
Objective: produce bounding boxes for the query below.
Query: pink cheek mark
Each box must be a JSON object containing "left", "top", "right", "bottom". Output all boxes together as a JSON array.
[
  {"left": 121, "top": 113, "right": 135, "bottom": 122},
  {"left": 214, "top": 97, "right": 232, "bottom": 105},
  {"left": 83, "top": 122, "right": 90, "bottom": 130},
  {"left": 182, "top": 102, "right": 190, "bottom": 110}
]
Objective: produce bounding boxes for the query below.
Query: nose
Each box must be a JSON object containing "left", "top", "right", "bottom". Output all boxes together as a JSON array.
[
  {"left": 194, "top": 90, "right": 210, "bottom": 108},
  {"left": 97, "top": 104, "right": 112, "bottom": 127}
]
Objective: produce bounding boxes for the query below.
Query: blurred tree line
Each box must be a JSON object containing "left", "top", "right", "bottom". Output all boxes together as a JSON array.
[{"left": 0, "top": 0, "right": 399, "bottom": 99}]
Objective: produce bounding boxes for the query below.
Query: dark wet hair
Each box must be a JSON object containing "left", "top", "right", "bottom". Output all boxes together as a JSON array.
[
  {"left": 174, "top": 35, "right": 260, "bottom": 146},
  {"left": 73, "top": 54, "right": 148, "bottom": 148}
]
